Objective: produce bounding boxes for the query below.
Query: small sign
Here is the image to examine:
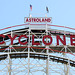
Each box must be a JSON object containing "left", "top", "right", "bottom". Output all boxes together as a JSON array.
[{"left": 24, "top": 17, "right": 52, "bottom": 23}]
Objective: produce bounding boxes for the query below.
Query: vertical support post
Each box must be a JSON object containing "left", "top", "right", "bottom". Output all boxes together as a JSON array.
[
  {"left": 66, "top": 59, "right": 70, "bottom": 75},
  {"left": 8, "top": 53, "right": 11, "bottom": 75},
  {"left": 7, "top": 30, "right": 12, "bottom": 75},
  {"left": 64, "top": 46, "right": 70, "bottom": 75},
  {"left": 64, "top": 46, "right": 67, "bottom": 75},
  {"left": 28, "top": 15, "right": 31, "bottom": 74},
  {"left": 63, "top": 26, "right": 67, "bottom": 75},
  {"left": 45, "top": 14, "right": 49, "bottom": 75},
  {"left": 46, "top": 47, "right": 49, "bottom": 75},
  {"left": 68, "top": 58, "right": 70, "bottom": 75},
  {"left": 28, "top": 29, "right": 30, "bottom": 75}
]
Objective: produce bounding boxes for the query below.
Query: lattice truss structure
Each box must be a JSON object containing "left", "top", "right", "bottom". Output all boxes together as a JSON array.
[{"left": 0, "top": 24, "right": 75, "bottom": 75}]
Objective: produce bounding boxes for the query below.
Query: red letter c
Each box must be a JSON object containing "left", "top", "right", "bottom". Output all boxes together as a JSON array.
[{"left": 0, "top": 34, "right": 5, "bottom": 44}]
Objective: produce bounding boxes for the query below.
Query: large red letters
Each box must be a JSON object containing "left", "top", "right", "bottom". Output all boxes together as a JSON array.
[
  {"left": 8, "top": 35, "right": 17, "bottom": 45},
  {"left": 0, "top": 34, "right": 5, "bottom": 44},
  {"left": 0, "top": 34, "right": 75, "bottom": 45},
  {"left": 56, "top": 35, "right": 66, "bottom": 45},
  {"left": 43, "top": 35, "right": 52, "bottom": 45},
  {"left": 18, "top": 35, "right": 28, "bottom": 45},
  {"left": 32, "top": 35, "right": 40, "bottom": 45},
  {"left": 70, "top": 35, "right": 75, "bottom": 45}
]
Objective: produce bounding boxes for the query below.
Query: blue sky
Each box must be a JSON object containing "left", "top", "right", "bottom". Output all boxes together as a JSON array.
[{"left": 0, "top": 0, "right": 75, "bottom": 29}]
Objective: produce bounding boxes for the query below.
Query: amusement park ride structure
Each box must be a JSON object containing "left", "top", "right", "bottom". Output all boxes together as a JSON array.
[{"left": 0, "top": 14, "right": 75, "bottom": 75}]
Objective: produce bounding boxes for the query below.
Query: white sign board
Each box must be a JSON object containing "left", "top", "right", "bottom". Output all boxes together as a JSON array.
[{"left": 24, "top": 17, "right": 52, "bottom": 23}]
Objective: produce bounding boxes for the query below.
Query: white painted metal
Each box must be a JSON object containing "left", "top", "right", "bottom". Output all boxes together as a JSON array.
[{"left": 0, "top": 22, "right": 75, "bottom": 75}]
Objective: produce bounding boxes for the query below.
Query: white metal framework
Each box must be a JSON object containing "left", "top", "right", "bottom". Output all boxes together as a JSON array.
[{"left": 0, "top": 23, "right": 75, "bottom": 75}]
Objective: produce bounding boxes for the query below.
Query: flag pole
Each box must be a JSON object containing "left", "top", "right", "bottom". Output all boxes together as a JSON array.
[
  {"left": 29, "top": 4, "right": 32, "bottom": 28},
  {"left": 45, "top": 6, "right": 49, "bottom": 34},
  {"left": 29, "top": 4, "right": 32, "bottom": 17},
  {"left": 29, "top": 9, "right": 30, "bottom": 17}
]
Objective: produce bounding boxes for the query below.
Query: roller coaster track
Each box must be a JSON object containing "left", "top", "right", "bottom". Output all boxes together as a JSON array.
[
  {"left": 0, "top": 23, "right": 75, "bottom": 75},
  {"left": 0, "top": 24, "right": 75, "bottom": 68},
  {"left": 0, "top": 48, "right": 75, "bottom": 67}
]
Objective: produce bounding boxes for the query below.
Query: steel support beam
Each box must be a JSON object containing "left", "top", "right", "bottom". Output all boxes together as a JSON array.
[
  {"left": 7, "top": 53, "right": 11, "bottom": 75},
  {"left": 28, "top": 26, "right": 31, "bottom": 75}
]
